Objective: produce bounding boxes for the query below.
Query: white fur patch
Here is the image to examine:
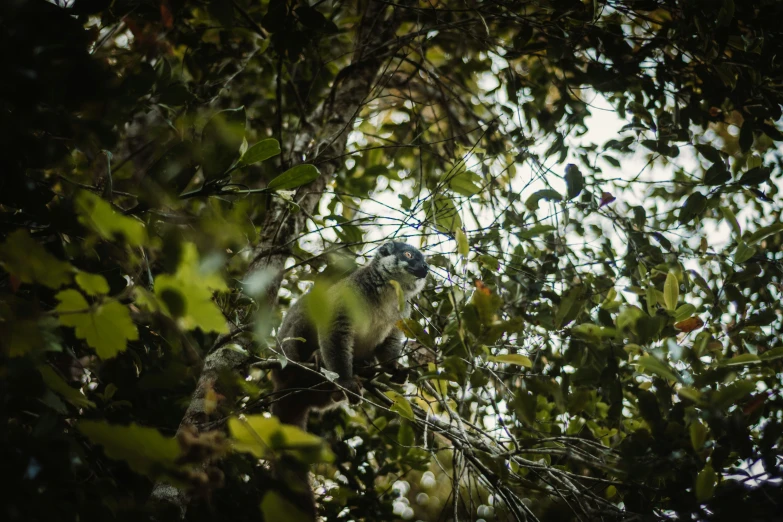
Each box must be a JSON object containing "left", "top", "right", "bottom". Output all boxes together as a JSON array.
[
  {"left": 407, "top": 277, "right": 426, "bottom": 297},
  {"left": 377, "top": 255, "right": 397, "bottom": 273}
]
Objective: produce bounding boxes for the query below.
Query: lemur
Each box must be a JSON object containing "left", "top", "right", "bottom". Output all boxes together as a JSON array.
[{"left": 271, "top": 241, "right": 429, "bottom": 429}]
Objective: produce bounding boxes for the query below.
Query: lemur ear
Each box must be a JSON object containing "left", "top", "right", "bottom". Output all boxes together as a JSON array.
[{"left": 377, "top": 242, "right": 395, "bottom": 257}]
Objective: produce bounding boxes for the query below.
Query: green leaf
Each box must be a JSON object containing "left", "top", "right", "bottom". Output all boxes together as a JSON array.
[
  {"left": 488, "top": 354, "right": 532, "bottom": 368},
  {"left": 147, "top": 140, "right": 196, "bottom": 194},
  {"left": 261, "top": 492, "right": 311, "bottom": 522},
  {"left": 739, "top": 119, "right": 753, "bottom": 152},
  {"left": 385, "top": 390, "right": 415, "bottom": 421},
  {"left": 201, "top": 107, "right": 247, "bottom": 180},
  {"left": 663, "top": 271, "right": 679, "bottom": 311},
  {"left": 229, "top": 415, "right": 333, "bottom": 463},
  {"left": 267, "top": 164, "right": 319, "bottom": 190},
  {"left": 397, "top": 318, "right": 434, "bottom": 348},
  {"left": 75, "top": 272, "right": 110, "bottom": 296},
  {"left": 637, "top": 355, "right": 681, "bottom": 382},
  {"left": 455, "top": 228, "right": 469, "bottom": 257},
  {"left": 428, "top": 195, "right": 462, "bottom": 233},
  {"left": 695, "top": 464, "right": 717, "bottom": 502},
  {"left": 679, "top": 193, "right": 707, "bottom": 225},
  {"left": 77, "top": 421, "right": 180, "bottom": 476},
  {"left": 555, "top": 286, "right": 583, "bottom": 328},
  {"left": 716, "top": 0, "right": 735, "bottom": 27},
  {"left": 760, "top": 346, "right": 783, "bottom": 361},
  {"left": 572, "top": 323, "right": 616, "bottom": 341},
  {"left": 734, "top": 241, "right": 756, "bottom": 264},
  {"left": 75, "top": 191, "right": 146, "bottom": 246},
  {"left": 564, "top": 164, "right": 584, "bottom": 200},
  {"left": 38, "top": 365, "right": 95, "bottom": 409},
  {"left": 679, "top": 387, "right": 703, "bottom": 404},
  {"left": 518, "top": 224, "right": 556, "bottom": 239},
  {"left": 690, "top": 420, "right": 708, "bottom": 451},
  {"left": 739, "top": 166, "right": 770, "bottom": 186},
  {"left": 398, "top": 420, "right": 415, "bottom": 448},
  {"left": 238, "top": 138, "right": 281, "bottom": 167},
  {"left": 448, "top": 170, "right": 482, "bottom": 196},
  {"left": 694, "top": 144, "right": 721, "bottom": 163},
  {"left": 713, "top": 380, "right": 756, "bottom": 409},
  {"left": 674, "top": 303, "right": 696, "bottom": 322},
  {"left": 3, "top": 317, "right": 61, "bottom": 357},
  {"left": 525, "top": 189, "right": 563, "bottom": 210},
  {"left": 56, "top": 290, "right": 139, "bottom": 359},
  {"left": 689, "top": 270, "right": 715, "bottom": 300},
  {"left": 720, "top": 206, "right": 741, "bottom": 237},
  {"left": 471, "top": 283, "right": 503, "bottom": 325},
  {"left": 703, "top": 162, "right": 731, "bottom": 185},
  {"left": 0, "top": 229, "right": 72, "bottom": 289},
  {"left": 719, "top": 353, "right": 760, "bottom": 367},
  {"left": 645, "top": 286, "right": 657, "bottom": 314},
  {"left": 747, "top": 223, "right": 783, "bottom": 245}
]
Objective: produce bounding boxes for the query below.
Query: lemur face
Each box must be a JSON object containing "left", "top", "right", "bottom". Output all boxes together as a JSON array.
[{"left": 376, "top": 241, "right": 429, "bottom": 279}]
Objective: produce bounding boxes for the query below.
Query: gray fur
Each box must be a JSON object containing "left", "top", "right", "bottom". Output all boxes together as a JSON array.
[{"left": 271, "top": 242, "right": 428, "bottom": 428}]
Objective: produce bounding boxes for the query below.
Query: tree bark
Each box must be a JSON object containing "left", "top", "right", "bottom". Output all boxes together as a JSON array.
[{"left": 149, "top": 1, "right": 409, "bottom": 515}]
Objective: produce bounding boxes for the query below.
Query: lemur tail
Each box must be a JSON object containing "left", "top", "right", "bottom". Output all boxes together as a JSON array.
[{"left": 269, "top": 365, "right": 337, "bottom": 521}]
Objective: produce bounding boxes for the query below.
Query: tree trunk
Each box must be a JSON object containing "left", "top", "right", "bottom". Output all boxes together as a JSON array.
[{"left": 149, "top": 1, "right": 409, "bottom": 516}]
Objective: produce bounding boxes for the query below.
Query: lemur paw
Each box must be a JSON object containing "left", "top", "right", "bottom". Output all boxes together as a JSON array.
[
  {"left": 334, "top": 377, "right": 363, "bottom": 404},
  {"left": 388, "top": 366, "right": 409, "bottom": 384}
]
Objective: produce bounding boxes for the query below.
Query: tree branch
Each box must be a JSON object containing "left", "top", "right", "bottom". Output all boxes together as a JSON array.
[{"left": 148, "top": 1, "right": 412, "bottom": 515}]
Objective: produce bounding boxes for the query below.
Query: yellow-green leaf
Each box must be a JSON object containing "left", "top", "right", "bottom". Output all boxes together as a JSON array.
[
  {"left": 455, "top": 228, "right": 469, "bottom": 257},
  {"left": 637, "top": 355, "right": 681, "bottom": 382},
  {"left": 645, "top": 285, "right": 657, "bottom": 314},
  {"left": 719, "top": 353, "right": 760, "bottom": 367},
  {"left": 448, "top": 170, "right": 482, "bottom": 196},
  {"left": 388, "top": 280, "right": 405, "bottom": 313},
  {"left": 690, "top": 420, "right": 708, "bottom": 451},
  {"left": 695, "top": 464, "right": 717, "bottom": 502},
  {"left": 202, "top": 107, "right": 247, "bottom": 180},
  {"left": 428, "top": 195, "right": 462, "bottom": 233},
  {"left": 152, "top": 243, "right": 228, "bottom": 334},
  {"left": 721, "top": 206, "right": 741, "bottom": 237},
  {"left": 261, "top": 491, "right": 311, "bottom": 522},
  {"left": 2, "top": 318, "right": 60, "bottom": 357},
  {"left": 75, "top": 272, "right": 110, "bottom": 296},
  {"left": 397, "top": 318, "right": 434, "bottom": 348},
  {"left": 228, "top": 415, "right": 333, "bottom": 464},
  {"left": 488, "top": 354, "right": 532, "bottom": 368},
  {"left": 38, "top": 365, "right": 95, "bottom": 409},
  {"left": 385, "top": 390, "right": 415, "bottom": 421},
  {"left": 0, "top": 229, "right": 72, "bottom": 288},
  {"left": 747, "top": 223, "right": 783, "bottom": 245},
  {"left": 75, "top": 191, "right": 146, "bottom": 246},
  {"left": 56, "top": 289, "right": 138, "bottom": 359},
  {"left": 674, "top": 303, "right": 696, "bottom": 322},
  {"left": 712, "top": 380, "right": 756, "bottom": 409},
  {"left": 678, "top": 387, "right": 703, "bottom": 404},
  {"left": 663, "top": 271, "right": 679, "bottom": 311},
  {"left": 77, "top": 421, "right": 180, "bottom": 476}
]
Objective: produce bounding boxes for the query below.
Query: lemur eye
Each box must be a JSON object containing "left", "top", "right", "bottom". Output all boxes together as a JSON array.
[{"left": 404, "top": 252, "right": 413, "bottom": 259}]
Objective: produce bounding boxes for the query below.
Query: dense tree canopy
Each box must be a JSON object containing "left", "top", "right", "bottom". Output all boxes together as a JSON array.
[{"left": 2, "top": 0, "right": 783, "bottom": 520}]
